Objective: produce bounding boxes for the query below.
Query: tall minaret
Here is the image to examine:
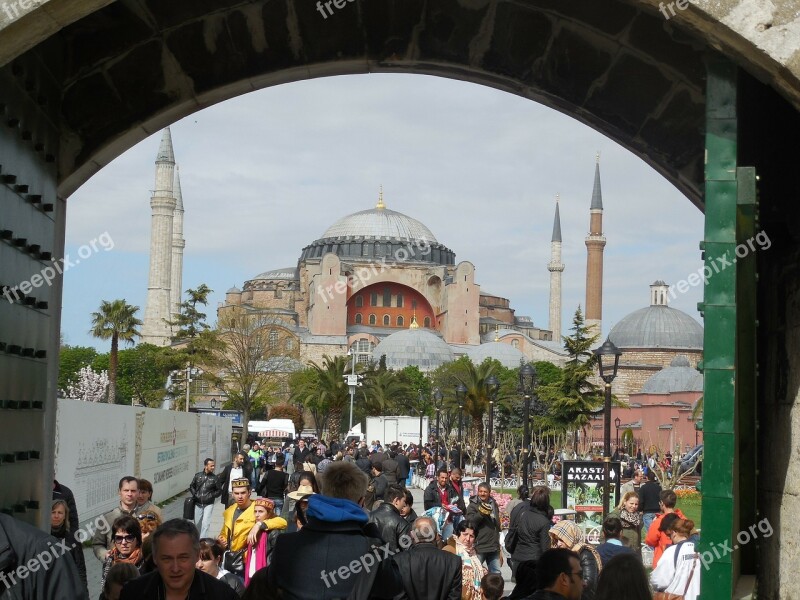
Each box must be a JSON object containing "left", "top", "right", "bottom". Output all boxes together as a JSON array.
[
  {"left": 170, "top": 165, "right": 185, "bottom": 319},
  {"left": 548, "top": 194, "right": 565, "bottom": 341},
  {"left": 141, "top": 128, "right": 177, "bottom": 346},
  {"left": 584, "top": 154, "right": 606, "bottom": 335}
]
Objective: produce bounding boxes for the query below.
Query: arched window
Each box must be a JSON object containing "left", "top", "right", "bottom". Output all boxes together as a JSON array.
[
  {"left": 396, "top": 293, "right": 403, "bottom": 308},
  {"left": 369, "top": 314, "right": 376, "bottom": 325},
  {"left": 355, "top": 296, "right": 363, "bottom": 307},
  {"left": 383, "top": 315, "right": 390, "bottom": 326},
  {"left": 397, "top": 316, "right": 404, "bottom": 327},
  {"left": 423, "top": 317, "right": 431, "bottom": 328},
  {"left": 511, "top": 339, "right": 519, "bottom": 349},
  {"left": 355, "top": 313, "right": 362, "bottom": 324},
  {"left": 370, "top": 292, "right": 378, "bottom": 306},
  {"left": 285, "top": 338, "right": 294, "bottom": 351},
  {"left": 349, "top": 339, "right": 376, "bottom": 365},
  {"left": 268, "top": 330, "right": 279, "bottom": 349}
]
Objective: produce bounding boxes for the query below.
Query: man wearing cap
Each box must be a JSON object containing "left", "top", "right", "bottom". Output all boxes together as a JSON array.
[
  {"left": 466, "top": 482, "right": 504, "bottom": 574},
  {"left": 219, "top": 452, "right": 254, "bottom": 508},
  {"left": 217, "top": 478, "right": 284, "bottom": 578}
]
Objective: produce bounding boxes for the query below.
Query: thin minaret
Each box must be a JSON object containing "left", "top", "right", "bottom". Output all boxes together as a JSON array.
[
  {"left": 141, "top": 128, "right": 177, "bottom": 346},
  {"left": 548, "top": 194, "right": 565, "bottom": 340},
  {"left": 585, "top": 153, "right": 606, "bottom": 336},
  {"left": 170, "top": 165, "right": 185, "bottom": 320}
]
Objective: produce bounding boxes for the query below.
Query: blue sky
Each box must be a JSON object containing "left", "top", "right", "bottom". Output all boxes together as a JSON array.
[{"left": 63, "top": 73, "right": 704, "bottom": 351}]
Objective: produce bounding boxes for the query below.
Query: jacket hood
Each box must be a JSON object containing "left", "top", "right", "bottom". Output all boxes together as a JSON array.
[{"left": 306, "top": 495, "right": 368, "bottom": 524}]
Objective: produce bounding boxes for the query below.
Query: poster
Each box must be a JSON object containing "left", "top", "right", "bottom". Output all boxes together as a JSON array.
[{"left": 560, "top": 460, "right": 620, "bottom": 544}]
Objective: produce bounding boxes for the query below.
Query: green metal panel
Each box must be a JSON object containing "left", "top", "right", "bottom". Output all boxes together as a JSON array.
[{"left": 700, "top": 57, "right": 738, "bottom": 600}]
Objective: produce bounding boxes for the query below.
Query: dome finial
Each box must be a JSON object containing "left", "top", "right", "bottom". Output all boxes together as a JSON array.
[
  {"left": 376, "top": 185, "right": 385, "bottom": 210},
  {"left": 494, "top": 324, "right": 500, "bottom": 342},
  {"left": 596, "top": 151, "right": 601, "bottom": 164},
  {"left": 409, "top": 312, "right": 419, "bottom": 329}
]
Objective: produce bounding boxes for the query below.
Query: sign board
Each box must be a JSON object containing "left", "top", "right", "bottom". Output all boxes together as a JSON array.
[
  {"left": 560, "top": 460, "right": 621, "bottom": 544},
  {"left": 347, "top": 374, "right": 359, "bottom": 386}
]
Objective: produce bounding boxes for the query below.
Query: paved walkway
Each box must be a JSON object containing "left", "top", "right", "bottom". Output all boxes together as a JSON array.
[{"left": 85, "top": 484, "right": 515, "bottom": 597}]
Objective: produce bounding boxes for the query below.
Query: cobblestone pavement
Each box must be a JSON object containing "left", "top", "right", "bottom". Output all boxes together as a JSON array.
[{"left": 84, "top": 484, "right": 514, "bottom": 598}]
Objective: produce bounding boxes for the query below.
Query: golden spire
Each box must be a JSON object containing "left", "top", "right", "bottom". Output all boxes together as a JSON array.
[
  {"left": 410, "top": 312, "right": 419, "bottom": 329},
  {"left": 494, "top": 324, "right": 500, "bottom": 342},
  {"left": 376, "top": 185, "right": 385, "bottom": 210},
  {"left": 595, "top": 151, "right": 601, "bottom": 164}
]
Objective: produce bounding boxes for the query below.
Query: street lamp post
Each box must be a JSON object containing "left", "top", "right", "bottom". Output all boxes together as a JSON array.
[
  {"left": 433, "top": 388, "right": 443, "bottom": 461},
  {"left": 519, "top": 363, "right": 537, "bottom": 489},
  {"left": 456, "top": 383, "right": 467, "bottom": 470},
  {"left": 485, "top": 375, "right": 499, "bottom": 484},
  {"left": 615, "top": 417, "right": 621, "bottom": 453},
  {"left": 347, "top": 349, "right": 357, "bottom": 432},
  {"left": 417, "top": 390, "right": 424, "bottom": 453},
  {"left": 594, "top": 338, "right": 622, "bottom": 518}
]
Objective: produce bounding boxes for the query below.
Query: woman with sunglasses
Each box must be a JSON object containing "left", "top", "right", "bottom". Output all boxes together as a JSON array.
[
  {"left": 137, "top": 510, "right": 162, "bottom": 572},
  {"left": 100, "top": 515, "right": 145, "bottom": 596}
]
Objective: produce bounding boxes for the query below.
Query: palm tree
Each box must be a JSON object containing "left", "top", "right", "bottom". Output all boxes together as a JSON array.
[
  {"left": 90, "top": 300, "right": 142, "bottom": 404},
  {"left": 308, "top": 355, "right": 351, "bottom": 441},
  {"left": 361, "top": 370, "right": 410, "bottom": 415},
  {"left": 456, "top": 359, "right": 497, "bottom": 442}
]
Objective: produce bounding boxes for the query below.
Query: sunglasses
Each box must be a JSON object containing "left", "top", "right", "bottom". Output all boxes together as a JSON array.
[
  {"left": 114, "top": 534, "right": 136, "bottom": 543},
  {"left": 138, "top": 514, "right": 158, "bottom": 521}
]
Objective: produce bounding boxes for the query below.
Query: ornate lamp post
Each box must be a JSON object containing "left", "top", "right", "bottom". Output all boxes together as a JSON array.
[
  {"left": 594, "top": 338, "right": 622, "bottom": 517},
  {"left": 417, "top": 389, "right": 424, "bottom": 453},
  {"left": 615, "top": 417, "right": 621, "bottom": 452},
  {"left": 485, "top": 375, "right": 499, "bottom": 484},
  {"left": 433, "top": 388, "right": 443, "bottom": 460},
  {"left": 456, "top": 383, "right": 467, "bottom": 470},
  {"left": 519, "top": 363, "right": 537, "bottom": 489}
]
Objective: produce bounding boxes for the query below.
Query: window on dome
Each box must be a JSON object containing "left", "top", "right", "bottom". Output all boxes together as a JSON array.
[
  {"left": 383, "top": 315, "right": 390, "bottom": 326},
  {"left": 397, "top": 316, "right": 404, "bottom": 327},
  {"left": 370, "top": 292, "right": 378, "bottom": 306},
  {"left": 424, "top": 317, "right": 431, "bottom": 328},
  {"left": 350, "top": 339, "right": 375, "bottom": 365},
  {"left": 396, "top": 294, "right": 403, "bottom": 308},
  {"left": 355, "top": 314, "right": 362, "bottom": 324},
  {"left": 369, "top": 314, "right": 376, "bottom": 325},
  {"left": 355, "top": 296, "right": 363, "bottom": 307},
  {"left": 383, "top": 288, "right": 391, "bottom": 307}
]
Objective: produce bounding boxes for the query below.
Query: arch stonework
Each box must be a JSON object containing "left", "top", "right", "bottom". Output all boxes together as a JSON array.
[{"left": 2, "top": 1, "right": 800, "bottom": 598}]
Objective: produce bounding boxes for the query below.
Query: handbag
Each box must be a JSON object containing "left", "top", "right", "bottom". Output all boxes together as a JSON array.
[
  {"left": 653, "top": 552, "right": 698, "bottom": 600},
  {"left": 222, "top": 516, "right": 245, "bottom": 574},
  {"left": 183, "top": 496, "right": 195, "bottom": 520}
]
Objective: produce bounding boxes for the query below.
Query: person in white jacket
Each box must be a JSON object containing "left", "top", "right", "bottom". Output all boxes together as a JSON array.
[{"left": 650, "top": 518, "right": 701, "bottom": 600}]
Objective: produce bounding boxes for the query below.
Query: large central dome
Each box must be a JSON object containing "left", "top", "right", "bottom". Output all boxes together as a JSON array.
[
  {"left": 321, "top": 206, "right": 438, "bottom": 243},
  {"left": 299, "top": 194, "right": 455, "bottom": 266}
]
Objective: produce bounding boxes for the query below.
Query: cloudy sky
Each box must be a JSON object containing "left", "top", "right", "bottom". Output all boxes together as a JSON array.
[{"left": 63, "top": 73, "right": 704, "bottom": 350}]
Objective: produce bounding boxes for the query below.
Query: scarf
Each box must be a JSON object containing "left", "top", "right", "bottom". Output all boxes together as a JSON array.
[
  {"left": 110, "top": 546, "right": 143, "bottom": 566},
  {"left": 619, "top": 509, "right": 642, "bottom": 528},
  {"left": 244, "top": 528, "right": 269, "bottom": 586},
  {"left": 455, "top": 540, "right": 485, "bottom": 600}
]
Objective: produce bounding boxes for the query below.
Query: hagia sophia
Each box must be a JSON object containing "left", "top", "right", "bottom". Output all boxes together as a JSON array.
[{"left": 140, "top": 129, "right": 704, "bottom": 448}]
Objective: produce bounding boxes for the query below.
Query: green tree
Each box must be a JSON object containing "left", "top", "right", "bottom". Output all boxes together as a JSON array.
[
  {"left": 93, "top": 344, "right": 183, "bottom": 406},
  {"left": 361, "top": 370, "right": 410, "bottom": 416},
  {"left": 268, "top": 403, "right": 306, "bottom": 434},
  {"left": 58, "top": 345, "right": 99, "bottom": 392},
  {"left": 290, "top": 367, "right": 328, "bottom": 440},
  {"left": 537, "top": 306, "right": 603, "bottom": 432},
  {"left": 291, "top": 355, "right": 350, "bottom": 441},
  {"left": 90, "top": 299, "right": 142, "bottom": 404}
]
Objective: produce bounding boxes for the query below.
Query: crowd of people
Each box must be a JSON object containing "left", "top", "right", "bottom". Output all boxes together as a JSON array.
[{"left": 0, "top": 437, "right": 703, "bottom": 600}]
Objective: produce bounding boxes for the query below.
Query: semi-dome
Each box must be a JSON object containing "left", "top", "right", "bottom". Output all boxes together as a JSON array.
[
  {"left": 641, "top": 355, "right": 703, "bottom": 394},
  {"left": 608, "top": 306, "right": 703, "bottom": 349},
  {"left": 298, "top": 195, "right": 456, "bottom": 266},
  {"left": 372, "top": 327, "right": 455, "bottom": 371},
  {"left": 466, "top": 342, "right": 526, "bottom": 368},
  {"left": 251, "top": 267, "right": 299, "bottom": 281}
]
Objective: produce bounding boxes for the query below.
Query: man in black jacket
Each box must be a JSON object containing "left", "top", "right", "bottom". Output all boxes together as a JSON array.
[
  {"left": 392, "top": 516, "right": 461, "bottom": 600},
  {"left": 293, "top": 439, "right": 311, "bottom": 469},
  {"left": 466, "top": 483, "right": 503, "bottom": 573},
  {"left": 369, "top": 485, "right": 411, "bottom": 553},
  {"left": 395, "top": 448, "right": 411, "bottom": 487},
  {"left": 423, "top": 469, "right": 459, "bottom": 511},
  {"left": 189, "top": 458, "right": 221, "bottom": 538},
  {"left": 364, "top": 462, "right": 388, "bottom": 510},
  {"left": 218, "top": 453, "right": 253, "bottom": 507},
  {"left": 120, "top": 519, "right": 237, "bottom": 600},
  {"left": 382, "top": 451, "right": 401, "bottom": 486},
  {"left": 266, "top": 462, "right": 401, "bottom": 599}
]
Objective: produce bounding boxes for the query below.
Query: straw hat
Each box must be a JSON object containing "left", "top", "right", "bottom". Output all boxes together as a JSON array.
[{"left": 287, "top": 484, "right": 316, "bottom": 500}]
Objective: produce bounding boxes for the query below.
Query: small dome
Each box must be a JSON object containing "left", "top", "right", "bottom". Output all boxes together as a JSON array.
[
  {"left": 372, "top": 328, "right": 454, "bottom": 372},
  {"left": 466, "top": 342, "right": 526, "bottom": 369},
  {"left": 608, "top": 306, "right": 703, "bottom": 349},
  {"left": 251, "top": 267, "right": 299, "bottom": 281},
  {"left": 641, "top": 355, "right": 703, "bottom": 394},
  {"left": 226, "top": 285, "right": 241, "bottom": 294}
]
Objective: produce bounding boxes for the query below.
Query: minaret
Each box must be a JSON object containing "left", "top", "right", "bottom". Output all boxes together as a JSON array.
[
  {"left": 141, "top": 128, "right": 177, "bottom": 346},
  {"left": 548, "top": 194, "right": 565, "bottom": 340},
  {"left": 585, "top": 154, "right": 606, "bottom": 336},
  {"left": 170, "top": 165, "right": 185, "bottom": 320}
]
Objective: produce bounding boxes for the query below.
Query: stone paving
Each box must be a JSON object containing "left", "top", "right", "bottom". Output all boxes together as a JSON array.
[{"left": 84, "top": 483, "right": 515, "bottom": 598}]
